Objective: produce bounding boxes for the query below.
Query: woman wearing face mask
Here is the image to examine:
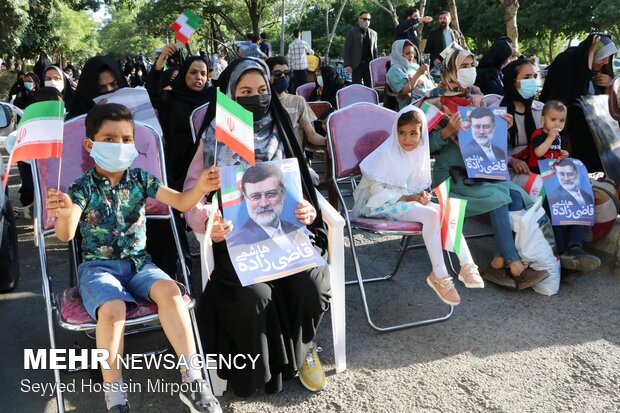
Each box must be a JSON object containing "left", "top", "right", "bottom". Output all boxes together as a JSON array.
[
  {"left": 309, "top": 65, "right": 344, "bottom": 108},
  {"left": 424, "top": 49, "right": 549, "bottom": 291},
  {"left": 500, "top": 58, "right": 544, "bottom": 175},
  {"left": 184, "top": 58, "right": 331, "bottom": 397},
  {"left": 540, "top": 34, "right": 617, "bottom": 105},
  {"left": 67, "top": 55, "right": 128, "bottom": 119},
  {"left": 386, "top": 39, "right": 434, "bottom": 109},
  {"left": 13, "top": 72, "right": 40, "bottom": 110},
  {"left": 42, "top": 65, "right": 75, "bottom": 113},
  {"left": 474, "top": 36, "right": 515, "bottom": 95}
]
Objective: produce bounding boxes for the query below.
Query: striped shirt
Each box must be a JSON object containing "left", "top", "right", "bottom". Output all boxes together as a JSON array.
[{"left": 287, "top": 39, "right": 314, "bottom": 70}]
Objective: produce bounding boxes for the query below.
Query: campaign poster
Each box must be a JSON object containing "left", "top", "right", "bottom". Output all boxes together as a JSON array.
[
  {"left": 539, "top": 158, "right": 595, "bottom": 226},
  {"left": 221, "top": 159, "right": 324, "bottom": 286},
  {"left": 458, "top": 106, "right": 509, "bottom": 180}
]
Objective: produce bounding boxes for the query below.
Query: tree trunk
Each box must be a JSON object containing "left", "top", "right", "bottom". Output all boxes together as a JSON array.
[
  {"left": 499, "top": 0, "right": 519, "bottom": 50},
  {"left": 367, "top": 0, "right": 398, "bottom": 26},
  {"left": 446, "top": 0, "right": 462, "bottom": 33},
  {"left": 325, "top": 0, "right": 348, "bottom": 63},
  {"left": 548, "top": 29, "right": 556, "bottom": 63},
  {"left": 246, "top": 0, "right": 261, "bottom": 35}
]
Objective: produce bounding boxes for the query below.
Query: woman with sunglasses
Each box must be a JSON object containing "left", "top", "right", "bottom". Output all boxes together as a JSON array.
[
  {"left": 424, "top": 49, "right": 549, "bottom": 291},
  {"left": 184, "top": 57, "right": 331, "bottom": 397}
]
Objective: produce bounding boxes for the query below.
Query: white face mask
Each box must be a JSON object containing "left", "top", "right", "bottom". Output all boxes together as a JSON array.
[
  {"left": 45, "top": 79, "right": 65, "bottom": 92},
  {"left": 316, "top": 75, "right": 324, "bottom": 87},
  {"left": 457, "top": 67, "right": 476, "bottom": 88}
]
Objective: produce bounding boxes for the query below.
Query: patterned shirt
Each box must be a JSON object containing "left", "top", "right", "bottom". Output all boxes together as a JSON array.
[
  {"left": 68, "top": 168, "right": 162, "bottom": 270},
  {"left": 287, "top": 39, "right": 314, "bottom": 70}
]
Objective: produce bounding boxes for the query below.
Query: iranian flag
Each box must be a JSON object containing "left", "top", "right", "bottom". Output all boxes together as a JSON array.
[
  {"left": 523, "top": 172, "right": 545, "bottom": 200},
  {"left": 221, "top": 166, "right": 244, "bottom": 208},
  {"left": 433, "top": 178, "right": 467, "bottom": 254},
  {"left": 215, "top": 88, "right": 255, "bottom": 166},
  {"left": 420, "top": 101, "right": 445, "bottom": 131},
  {"left": 440, "top": 197, "right": 468, "bottom": 254},
  {"left": 3, "top": 101, "right": 64, "bottom": 188},
  {"left": 170, "top": 9, "right": 204, "bottom": 44}
]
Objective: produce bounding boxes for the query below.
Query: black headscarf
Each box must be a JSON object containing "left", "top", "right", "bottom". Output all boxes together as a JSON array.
[
  {"left": 14, "top": 72, "right": 40, "bottom": 109},
  {"left": 540, "top": 34, "right": 615, "bottom": 105},
  {"left": 500, "top": 58, "right": 538, "bottom": 148},
  {"left": 313, "top": 65, "right": 344, "bottom": 107},
  {"left": 33, "top": 52, "right": 52, "bottom": 83},
  {"left": 7, "top": 71, "right": 25, "bottom": 100},
  {"left": 170, "top": 56, "right": 212, "bottom": 118},
  {"left": 475, "top": 37, "right": 513, "bottom": 95},
  {"left": 197, "top": 58, "right": 326, "bottom": 240},
  {"left": 67, "top": 55, "right": 128, "bottom": 119}
]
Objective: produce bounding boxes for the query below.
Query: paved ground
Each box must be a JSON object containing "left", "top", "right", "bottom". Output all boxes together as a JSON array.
[{"left": 1, "top": 154, "right": 620, "bottom": 413}]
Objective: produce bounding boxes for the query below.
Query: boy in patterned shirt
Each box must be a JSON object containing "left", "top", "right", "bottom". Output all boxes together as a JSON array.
[{"left": 46, "top": 104, "right": 222, "bottom": 413}]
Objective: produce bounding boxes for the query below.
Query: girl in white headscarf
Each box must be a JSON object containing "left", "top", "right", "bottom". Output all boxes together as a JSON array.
[{"left": 352, "top": 105, "right": 483, "bottom": 306}]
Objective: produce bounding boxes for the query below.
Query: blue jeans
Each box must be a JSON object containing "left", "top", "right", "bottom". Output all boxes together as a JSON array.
[{"left": 489, "top": 189, "right": 525, "bottom": 264}]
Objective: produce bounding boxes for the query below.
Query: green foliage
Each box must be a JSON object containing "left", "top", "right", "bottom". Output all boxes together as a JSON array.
[
  {"left": 0, "top": 0, "right": 30, "bottom": 55},
  {"left": 98, "top": 5, "right": 161, "bottom": 59},
  {"left": 49, "top": 2, "right": 100, "bottom": 63},
  {"left": 18, "top": 0, "right": 55, "bottom": 58}
]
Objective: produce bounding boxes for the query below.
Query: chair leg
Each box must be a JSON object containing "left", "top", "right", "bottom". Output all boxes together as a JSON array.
[
  {"left": 339, "top": 203, "right": 453, "bottom": 332},
  {"left": 344, "top": 235, "right": 411, "bottom": 286}
]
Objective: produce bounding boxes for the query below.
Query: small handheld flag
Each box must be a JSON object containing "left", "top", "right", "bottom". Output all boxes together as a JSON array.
[
  {"left": 433, "top": 178, "right": 467, "bottom": 254},
  {"left": 170, "top": 9, "right": 204, "bottom": 45},
  {"left": 3, "top": 101, "right": 64, "bottom": 188},
  {"left": 420, "top": 101, "right": 445, "bottom": 131},
  {"left": 215, "top": 88, "right": 255, "bottom": 166}
]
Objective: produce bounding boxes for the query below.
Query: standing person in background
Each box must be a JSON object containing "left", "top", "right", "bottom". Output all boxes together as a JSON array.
[
  {"left": 287, "top": 29, "right": 314, "bottom": 91},
  {"left": 260, "top": 32, "right": 273, "bottom": 57},
  {"left": 343, "top": 11, "right": 378, "bottom": 86},
  {"left": 394, "top": 8, "right": 433, "bottom": 52},
  {"left": 13, "top": 72, "right": 40, "bottom": 110},
  {"left": 474, "top": 36, "right": 515, "bottom": 95},
  {"left": 7, "top": 71, "right": 25, "bottom": 101},
  {"left": 424, "top": 11, "right": 468, "bottom": 67},
  {"left": 32, "top": 52, "right": 52, "bottom": 83},
  {"left": 244, "top": 34, "right": 268, "bottom": 60}
]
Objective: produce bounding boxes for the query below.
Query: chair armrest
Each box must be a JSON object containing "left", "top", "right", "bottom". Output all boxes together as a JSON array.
[{"left": 317, "top": 191, "right": 347, "bottom": 372}]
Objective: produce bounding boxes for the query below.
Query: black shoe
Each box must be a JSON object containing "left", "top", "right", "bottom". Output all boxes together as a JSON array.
[
  {"left": 179, "top": 379, "right": 222, "bottom": 413},
  {"left": 482, "top": 265, "right": 516, "bottom": 289},
  {"left": 560, "top": 247, "right": 601, "bottom": 272},
  {"left": 107, "top": 404, "right": 129, "bottom": 413}
]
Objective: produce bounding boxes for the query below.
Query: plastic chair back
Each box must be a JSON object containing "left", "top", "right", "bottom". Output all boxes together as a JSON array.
[
  {"left": 327, "top": 102, "right": 397, "bottom": 179},
  {"left": 307, "top": 101, "right": 332, "bottom": 119},
  {"left": 190, "top": 102, "right": 209, "bottom": 143},
  {"left": 369, "top": 57, "right": 389, "bottom": 89},
  {"left": 296, "top": 82, "right": 316, "bottom": 101},
  {"left": 336, "top": 84, "right": 380, "bottom": 109}
]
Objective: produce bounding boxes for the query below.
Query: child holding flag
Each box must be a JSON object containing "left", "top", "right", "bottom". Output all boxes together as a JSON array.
[
  {"left": 352, "top": 105, "right": 484, "bottom": 306},
  {"left": 46, "top": 104, "right": 222, "bottom": 413}
]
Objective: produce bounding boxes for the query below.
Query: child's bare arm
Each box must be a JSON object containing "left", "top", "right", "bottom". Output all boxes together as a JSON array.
[
  {"left": 156, "top": 166, "right": 221, "bottom": 212},
  {"left": 47, "top": 188, "right": 82, "bottom": 242},
  {"left": 534, "top": 131, "right": 558, "bottom": 158}
]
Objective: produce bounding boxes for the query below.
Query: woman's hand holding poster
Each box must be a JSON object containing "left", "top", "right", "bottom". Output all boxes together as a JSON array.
[{"left": 221, "top": 159, "right": 324, "bottom": 286}]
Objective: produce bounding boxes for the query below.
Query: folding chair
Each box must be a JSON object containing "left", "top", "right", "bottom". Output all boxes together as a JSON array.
[
  {"left": 32, "top": 116, "right": 210, "bottom": 413},
  {"left": 369, "top": 56, "right": 390, "bottom": 94},
  {"left": 193, "top": 191, "right": 346, "bottom": 395},
  {"left": 336, "top": 84, "right": 380, "bottom": 109},
  {"left": 306, "top": 101, "right": 337, "bottom": 206},
  {"left": 326, "top": 102, "right": 453, "bottom": 332},
  {"left": 296, "top": 82, "right": 316, "bottom": 101},
  {"left": 190, "top": 102, "right": 210, "bottom": 143},
  {"left": 482, "top": 93, "right": 503, "bottom": 107}
]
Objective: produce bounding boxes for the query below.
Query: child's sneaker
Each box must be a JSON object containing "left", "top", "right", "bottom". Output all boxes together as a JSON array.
[
  {"left": 107, "top": 404, "right": 129, "bottom": 413},
  {"left": 299, "top": 342, "right": 326, "bottom": 392},
  {"left": 426, "top": 272, "right": 461, "bottom": 305},
  {"left": 179, "top": 379, "right": 222, "bottom": 413},
  {"left": 458, "top": 263, "right": 484, "bottom": 288}
]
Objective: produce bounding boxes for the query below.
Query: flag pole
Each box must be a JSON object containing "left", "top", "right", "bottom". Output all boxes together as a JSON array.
[
  {"left": 213, "top": 140, "right": 218, "bottom": 167},
  {"left": 57, "top": 158, "right": 62, "bottom": 191}
]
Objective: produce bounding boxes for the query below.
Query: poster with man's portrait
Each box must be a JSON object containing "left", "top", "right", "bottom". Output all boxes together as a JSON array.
[
  {"left": 539, "top": 158, "right": 595, "bottom": 226},
  {"left": 458, "top": 106, "right": 509, "bottom": 180},
  {"left": 221, "top": 159, "right": 324, "bottom": 286}
]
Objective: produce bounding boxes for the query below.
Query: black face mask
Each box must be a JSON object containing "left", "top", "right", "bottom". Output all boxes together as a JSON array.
[{"left": 236, "top": 94, "right": 271, "bottom": 120}]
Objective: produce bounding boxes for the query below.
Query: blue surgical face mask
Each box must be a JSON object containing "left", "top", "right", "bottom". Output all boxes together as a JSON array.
[
  {"left": 517, "top": 78, "right": 538, "bottom": 99},
  {"left": 89, "top": 140, "right": 138, "bottom": 172},
  {"left": 24, "top": 82, "right": 34, "bottom": 91}
]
